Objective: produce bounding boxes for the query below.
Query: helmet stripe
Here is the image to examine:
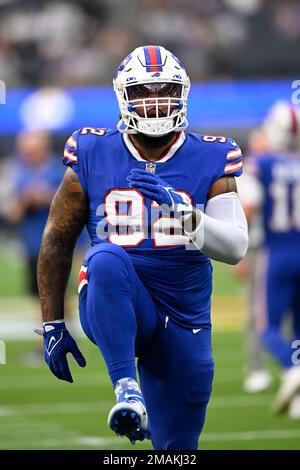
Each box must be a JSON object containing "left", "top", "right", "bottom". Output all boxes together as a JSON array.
[
  {"left": 155, "top": 46, "right": 162, "bottom": 68},
  {"left": 144, "top": 45, "right": 163, "bottom": 72}
]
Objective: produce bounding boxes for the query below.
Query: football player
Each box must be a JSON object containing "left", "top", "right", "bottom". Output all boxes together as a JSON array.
[
  {"left": 36, "top": 45, "right": 248, "bottom": 449},
  {"left": 242, "top": 101, "right": 300, "bottom": 416},
  {"left": 235, "top": 128, "right": 272, "bottom": 393}
]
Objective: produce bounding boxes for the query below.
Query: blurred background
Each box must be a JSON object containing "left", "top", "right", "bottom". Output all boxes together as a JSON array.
[{"left": 0, "top": 0, "right": 300, "bottom": 450}]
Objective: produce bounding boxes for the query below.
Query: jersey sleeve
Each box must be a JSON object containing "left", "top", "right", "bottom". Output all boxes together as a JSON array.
[
  {"left": 63, "top": 130, "right": 80, "bottom": 168},
  {"left": 220, "top": 138, "right": 243, "bottom": 178},
  {"left": 62, "top": 129, "right": 88, "bottom": 194}
]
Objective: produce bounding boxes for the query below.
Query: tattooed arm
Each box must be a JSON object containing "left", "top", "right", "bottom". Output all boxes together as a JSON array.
[
  {"left": 38, "top": 168, "right": 88, "bottom": 322},
  {"left": 207, "top": 175, "right": 238, "bottom": 200}
]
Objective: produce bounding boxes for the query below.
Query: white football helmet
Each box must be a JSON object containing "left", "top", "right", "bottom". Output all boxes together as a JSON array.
[
  {"left": 263, "top": 100, "right": 300, "bottom": 152},
  {"left": 113, "top": 45, "right": 190, "bottom": 137}
]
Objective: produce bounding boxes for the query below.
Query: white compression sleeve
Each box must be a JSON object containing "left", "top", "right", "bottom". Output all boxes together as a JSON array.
[{"left": 185, "top": 192, "right": 249, "bottom": 265}]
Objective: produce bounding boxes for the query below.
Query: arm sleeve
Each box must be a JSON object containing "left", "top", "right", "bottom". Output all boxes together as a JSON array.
[{"left": 185, "top": 192, "right": 249, "bottom": 265}]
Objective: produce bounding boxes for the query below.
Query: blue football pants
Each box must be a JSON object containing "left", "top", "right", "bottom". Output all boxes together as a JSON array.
[
  {"left": 79, "top": 242, "right": 214, "bottom": 450},
  {"left": 257, "top": 249, "right": 300, "bottom": 368}
]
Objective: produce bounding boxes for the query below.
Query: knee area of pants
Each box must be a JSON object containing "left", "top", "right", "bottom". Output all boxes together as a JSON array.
[{"left": 89, "top": 248, "right": 130, "bottom": 281}]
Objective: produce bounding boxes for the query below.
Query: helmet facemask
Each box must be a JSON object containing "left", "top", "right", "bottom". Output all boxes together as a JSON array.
[
  {"left": 113, "top": 45, "right": 191, "bottom": 136},
  {"left": 115, "top": 80, "right": 189, "bottom": 136}
]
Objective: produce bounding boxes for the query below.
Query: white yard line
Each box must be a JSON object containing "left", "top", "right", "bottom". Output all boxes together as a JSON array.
[
  {"left": 2, "top": 430, "right": 300, "bottom": 449},
  {"left": 0, "top": 401, "right": 112, "bottom": 416},
  {"left": 0, "top": 394, "right": 274, "bottom": 418},
  {"left": 74, "top": 436, "right": 123, "bottom": 447},
  {"left": 0, "top": 313, "right": 82, "bottom": 340},
  {"left": 0, "top": 374, "right": 110, "bottom": 389},
  {"left": 75, "top": 430, "right": 300, "bottom": 447},
  {"left": 1, "top": 420, "right": 300, "bottom": 447},
  {"left": 0, "top": 368, "right": 243, "bottom": 390}
]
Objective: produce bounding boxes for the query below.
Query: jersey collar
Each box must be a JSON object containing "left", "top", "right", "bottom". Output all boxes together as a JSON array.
[{"left": 123, "top": 131, "right": 186, "bottom": 163}]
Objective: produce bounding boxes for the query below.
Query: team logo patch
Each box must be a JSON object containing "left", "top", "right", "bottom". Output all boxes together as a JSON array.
[{"left": 145, "top": 163, "right": 156, "bottom": 173}]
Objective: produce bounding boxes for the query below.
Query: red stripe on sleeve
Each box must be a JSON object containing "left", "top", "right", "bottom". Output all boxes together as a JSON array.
[{"left": 78, "top": 269, "right": 88, "bottom": 287}]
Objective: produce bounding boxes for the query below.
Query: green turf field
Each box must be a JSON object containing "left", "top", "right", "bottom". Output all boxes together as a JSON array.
[
  {"left": 1, "top": 334, "right": 299, "bottom": 450},
  {"left": 0, "top": 243, "right": 299, "bottom": 450}
]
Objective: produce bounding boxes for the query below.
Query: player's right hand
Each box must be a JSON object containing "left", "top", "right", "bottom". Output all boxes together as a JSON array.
[
  {"left": 34, "top": 320, "right": 86, "bottom": 383},
  {"left": 127, "top": 169, "right": 192, "bottom": 211}
]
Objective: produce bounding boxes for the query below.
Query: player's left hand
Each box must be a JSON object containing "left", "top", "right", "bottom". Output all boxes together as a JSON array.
[
  {"left": 127, "top": 169, "right": 192, "bottom": 213},
  {"left": 35, "top": 321, "right": 86, "bottom": 383}
]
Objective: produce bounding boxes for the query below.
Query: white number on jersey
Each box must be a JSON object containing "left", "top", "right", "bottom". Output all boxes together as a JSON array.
[
  {"left": 269, "top": 181, "right": 300, "bottom": 232},
  {"left": 151, "top": 192, "right": 193, "bottom": 247},
  {"left": 103, "top": 189, "right": 193, "bottom": 247}
]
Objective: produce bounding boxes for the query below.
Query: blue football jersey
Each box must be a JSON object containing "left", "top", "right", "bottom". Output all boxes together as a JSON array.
[
  {"left": 249, "top": 153, "right": 300, "bottom": 249},
  {"left": 63, "top": 128, "right": 243, "bottom": 327}
]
